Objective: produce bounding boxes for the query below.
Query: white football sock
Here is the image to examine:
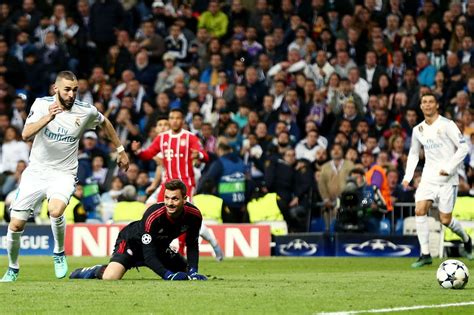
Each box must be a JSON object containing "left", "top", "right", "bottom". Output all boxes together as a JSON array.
[
  {"left": 199, "top": 224, "right": 218, "bottom": 247},
  {"left": 7, "top": 228, "right": 23, "bottom": 269},
  {"left": 416, "top": 215, "right": 430, "bottom": 255},
  {"left": 448, "top": 218, "right": 469, "bottom": 243},
  {"left": 50, "top": 215, "right": 66, "bottom": 254}
]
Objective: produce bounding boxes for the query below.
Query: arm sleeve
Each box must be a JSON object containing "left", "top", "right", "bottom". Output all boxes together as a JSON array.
[
  {"left": 318, "top": 166, "right": 330, "bottom": 200},
  {"left": 140, "top": 208, "right": 168, "bottom": 278},
  {"left": 267, "top": 63, "right": 283, "bottom": 77},
  {"left": 85, "top": 106, "right": 105, "bottom": 129},
  {"left": 185, "top": 218, "right": 202, "bottom": 271},
  {"left": 402, "top": 130, "right": 421, "bottom": 183},
  {"left": 190, "top": 135, "right": 209, "bottom": 162},
  {"left": 138, "top": 134, "right": 162, "bottom": 161},
  {"left": 445, "top": 121, "right": 470, "bottom": 175},
  {"left": 370, "top": 171, "right": 384, "bottom": 189},
  {"left": 25, "top": 99, "right": 46, "bottom": 125}
]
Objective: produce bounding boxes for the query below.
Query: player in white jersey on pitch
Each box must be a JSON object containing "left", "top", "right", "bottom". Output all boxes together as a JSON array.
[
  {"left": 402, "top": 93, "right": 472, "bottom": 268},
  {"left": 0, "top": 71, "right": 130, "bottom": 282}
]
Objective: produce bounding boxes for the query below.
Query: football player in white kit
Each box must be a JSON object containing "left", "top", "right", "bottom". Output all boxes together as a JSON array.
[
  {"left": 402, "top": 93, "right": 472, "bottom": 268},
  {"left": 1, "top": 71, "right": 130, "bottom": 282}
]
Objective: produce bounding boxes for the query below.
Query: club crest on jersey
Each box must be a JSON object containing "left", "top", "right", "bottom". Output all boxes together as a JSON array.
[
  {"left": 142, "top": 233, "right": 152, "bottom": 244},
  {"left": 418, "top": 126, "right": 423, "bottom": 133},
  {"left": 75, "top": 118, "right": 81, "bottom": 127},
  {"left": 180, "top": 139, "right": 186, "bottom": 146}
]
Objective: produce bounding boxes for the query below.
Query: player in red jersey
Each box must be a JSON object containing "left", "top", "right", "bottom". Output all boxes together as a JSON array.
[{"left": 132, "top": 108, "right": 223, "bottom": 261}]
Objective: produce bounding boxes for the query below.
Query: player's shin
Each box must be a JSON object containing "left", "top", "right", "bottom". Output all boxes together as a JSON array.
[
  {"left": 50, "top": 214, "right": 66, "bottom": 253},
  {"left": 69, "top": 265, "right": 108, "bottom": 279},
  {"left": 415, "top": 215, "right": 430, "bottom": 255},
  {"left": 448, "top": 218, "right": 469, "bottom": 243},
  {"left": 6, "top": 228, "right": 23, "bottom": 269}
]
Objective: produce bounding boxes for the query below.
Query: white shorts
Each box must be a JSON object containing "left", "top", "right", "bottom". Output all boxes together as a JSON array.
[
  {"left": 10, "top": 167, "right": 76, "bottom": 221},
  {"left": 415, "top": 182, "right": 458, "bottom": 214}
]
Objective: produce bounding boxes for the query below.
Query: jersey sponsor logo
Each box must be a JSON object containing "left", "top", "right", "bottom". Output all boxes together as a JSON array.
[
  {"left": 425, "top": 138, "right": 443, "bottom": 150},
  {"left": 141, "top": 233, "right": 152, "bottom": 244},
  {"left": 164, "top": 149, "right": 174, "bottom": 160},
  {"left": 44, "top": 127, "right": 77, "bottom": 143}
]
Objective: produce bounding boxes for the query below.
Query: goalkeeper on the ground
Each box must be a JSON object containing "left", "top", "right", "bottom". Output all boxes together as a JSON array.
[{"left": 70, "top": 179, "right": 207, "bottom": 281}]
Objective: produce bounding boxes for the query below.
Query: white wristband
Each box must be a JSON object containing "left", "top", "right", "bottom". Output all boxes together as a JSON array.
[{"left": 116, "top": 145, "right": 125, "bottom": 153}]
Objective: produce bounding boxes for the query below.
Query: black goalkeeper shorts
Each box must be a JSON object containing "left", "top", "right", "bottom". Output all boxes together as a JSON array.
[{"left": 109, "top": 230, "right": 188, "bottom": 272}]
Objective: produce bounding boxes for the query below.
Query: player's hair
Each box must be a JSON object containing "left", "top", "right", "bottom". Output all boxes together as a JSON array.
[
  {"left": 420, "top": 92, "right": 438, "bottom": 103},
  {"left": 56, "top": 71, "right": 77, "bottom": 83},
  {"left": 165, "top": 179, "right": 187, "bottom": 197},
  {"left": 169, "top": 108, "right": 184, "bottom": 117}
]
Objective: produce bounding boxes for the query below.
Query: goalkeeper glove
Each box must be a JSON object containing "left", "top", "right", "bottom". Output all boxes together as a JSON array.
[
  {"left": 163, "top": 271, "right": 190, "bottom": 281},
  {"left": 188, "top": 267, "right": 207, "bottom": 281}
]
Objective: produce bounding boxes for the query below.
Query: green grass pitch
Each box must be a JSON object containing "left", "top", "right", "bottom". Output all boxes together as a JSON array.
[{"left": 1, "top": 257, "right": 474, "bottom": 314}]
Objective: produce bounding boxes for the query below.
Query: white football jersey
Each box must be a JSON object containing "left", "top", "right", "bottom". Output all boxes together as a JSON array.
[
  {"left": 403, "top": 115, "right": 469, "bottom": 185},
  {"left": 25, "top": 95, "right": 104, "bottom": 174}
]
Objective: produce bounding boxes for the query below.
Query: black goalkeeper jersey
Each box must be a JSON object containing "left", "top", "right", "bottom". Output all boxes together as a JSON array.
[{"left": 120, "top": 201, "right": 202, "bottom": 277}]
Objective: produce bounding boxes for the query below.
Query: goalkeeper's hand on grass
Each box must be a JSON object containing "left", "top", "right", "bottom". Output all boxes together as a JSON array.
[
  {"left": 188, "top": 268, "right": 208, "bottom": 281},
  {"left": 163, "top": 271, "right": 190, "bottom": 281}
]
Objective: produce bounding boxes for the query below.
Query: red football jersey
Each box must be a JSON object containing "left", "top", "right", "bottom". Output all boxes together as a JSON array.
[{"left": 138, "top": 129, "right": 209, "bottom": 188}]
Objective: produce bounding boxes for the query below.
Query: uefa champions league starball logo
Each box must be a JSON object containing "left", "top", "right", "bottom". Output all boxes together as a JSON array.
[{"left": 344, "top": 239, "right": 413, "bottom": 256}]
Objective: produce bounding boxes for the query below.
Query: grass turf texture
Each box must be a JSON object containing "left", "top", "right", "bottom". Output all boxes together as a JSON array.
[{"left": 1, "top": 257, "right": 474, "bottom": 314}]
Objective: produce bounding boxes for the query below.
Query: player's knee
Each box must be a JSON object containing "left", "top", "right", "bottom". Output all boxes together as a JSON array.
[
  {"left": 101, "top": 263, "right": 125, "bottom": 280},
  {"left": 439, "top": 215, "right": 452, "bottom": 226},
  {"left": 48, "top": 202, "right": 66, "bottom": 218},
  {"left": 9, "top": 220, "right": 25, "bottom": 232},
  {"left": 414, "top": 208, "right": 428, "bottom": 216}
]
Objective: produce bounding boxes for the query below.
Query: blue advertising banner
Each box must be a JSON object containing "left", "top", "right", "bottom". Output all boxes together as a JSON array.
[
  {"left": 0, "top": 225, "right": 54, "bottom": 256},
  {"left": 274, "top": 233, "right": 332, "bottom": 256},
  {"left": 335, "top": 234, "right": 420, "bottom": 257}
]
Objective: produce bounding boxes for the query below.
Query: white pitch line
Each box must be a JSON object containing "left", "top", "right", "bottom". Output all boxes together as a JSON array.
[{"left": 317, "top": 301, "right": 474, "bottom": 315}]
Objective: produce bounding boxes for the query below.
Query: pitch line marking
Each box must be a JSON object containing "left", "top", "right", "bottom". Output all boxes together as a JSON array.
[{"left": 317, "top": 301, "right": 474, "bottom": 315}]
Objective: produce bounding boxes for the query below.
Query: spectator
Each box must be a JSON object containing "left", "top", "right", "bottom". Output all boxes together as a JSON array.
[
  {"left": 318, "top": 143, "right": 355, "bottom": 225},
  {"left": 416, "top": 52, "right": 437, "bottom": 87},
  {"left": 329, "top": 78, "right": 364, "bottom": 116},
  {"left": 165, "top": 24, "right": 188, "bottom": 67},
  {"left": 154, "top": 52, "right": 184, "bottom": 94},
  {"left": 201, "top": 142, "right": 248, "bottom": 223},
  {"left": 295, "top": 129, "right": 327, "bottom": 163},
  {"left": 198, "top": 1, "right": 229, "bottom": 39},
  {"left": 0, "top": 126, "right": 29, "bottom": 175}
]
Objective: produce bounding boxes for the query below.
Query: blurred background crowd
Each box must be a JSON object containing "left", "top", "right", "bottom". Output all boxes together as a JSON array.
[{"left": 0, "top": 0, "right": 473, "bottom": 233}]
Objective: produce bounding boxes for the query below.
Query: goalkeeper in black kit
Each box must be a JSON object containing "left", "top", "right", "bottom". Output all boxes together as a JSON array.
[{"left": 70, "top": 179, "right": 207, "bottom": 281}]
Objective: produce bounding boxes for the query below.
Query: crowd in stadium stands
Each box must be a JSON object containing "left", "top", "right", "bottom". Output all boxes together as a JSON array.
[{"left": 0, "top": 0, "right": 474, "bottom": 233}]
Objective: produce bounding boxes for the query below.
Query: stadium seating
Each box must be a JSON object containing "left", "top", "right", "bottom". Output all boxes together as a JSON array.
[
  {"left": 0, "top": 201, "right": 4, "bottom": 221},
  {"left": 112, "top": 201, "right": 146, "bottom": 222},
  {"left": 247, "top": 193, "right": 288, "bottom": 235},
  {"left": 440, "top": 197, "right": 474, "bottom": 258}
]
